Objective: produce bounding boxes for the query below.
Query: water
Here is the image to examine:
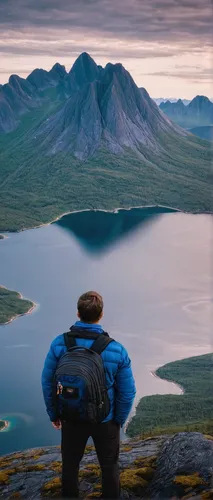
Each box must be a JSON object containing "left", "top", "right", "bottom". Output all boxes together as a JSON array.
[{"left": 0, "top": 207, "right": 212, "bottom": 456}]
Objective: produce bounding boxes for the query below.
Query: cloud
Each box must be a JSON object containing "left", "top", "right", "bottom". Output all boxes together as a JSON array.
[
  {"left": 0, "top": 31, "right": 204, "bottom": 60},
  {"left": 0, "top": 0, "right": 211, "bottom": 94},
  {"left": 144, "top": 67, "right": 213, "bottom": 84},
  {"left": 0, "top": 0, "right": 212, "bottom": 46}
]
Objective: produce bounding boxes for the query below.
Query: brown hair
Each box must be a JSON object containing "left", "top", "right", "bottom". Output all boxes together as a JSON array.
[{"left": 77, "top": 291, "right": 103, "bottom": 323}]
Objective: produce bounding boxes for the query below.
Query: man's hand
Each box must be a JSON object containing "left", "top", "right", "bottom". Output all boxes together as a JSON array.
[{"left": 52, "top": 419, "right": 61, "bottom": 430}]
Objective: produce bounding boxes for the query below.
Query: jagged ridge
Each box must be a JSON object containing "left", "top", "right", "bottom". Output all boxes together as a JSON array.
[{"left": 0, "top": 52, "right": 186, "bottom": 159}]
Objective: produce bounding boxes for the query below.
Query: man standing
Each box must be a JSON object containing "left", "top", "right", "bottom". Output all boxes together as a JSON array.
[{"left": 42, "top": 291, "right": 136, "bottom": 499}]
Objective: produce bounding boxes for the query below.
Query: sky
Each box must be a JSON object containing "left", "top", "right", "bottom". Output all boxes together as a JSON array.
[{"left": 0, "top": 0, "right": 212, "bottom": 99}]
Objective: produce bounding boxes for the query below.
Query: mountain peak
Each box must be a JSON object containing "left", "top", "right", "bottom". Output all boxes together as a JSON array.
[
  {"left": 9, "top": 74, "right": 21, "bottom": 84},
  {"left": 69, "top": 52, "right": 98, "bottom": 73},
  {"left": 49, "top": 63, "right": 67, "bottom": 80},
  {"left": 68, "top": 52, "right": 100, "bottom": 91},
  {"left": 191, "top": 95, "right": 211, "bottom": 105}
]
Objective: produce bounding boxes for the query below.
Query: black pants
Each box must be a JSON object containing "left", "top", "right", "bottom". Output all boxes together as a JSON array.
[{"left": 61, "top": 420, "right": 120, "bottom": 499}]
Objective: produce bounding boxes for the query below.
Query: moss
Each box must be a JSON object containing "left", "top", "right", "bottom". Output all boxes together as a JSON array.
[
  {"left": 27, "top": 449, "right": 45, "bottom": 460},
  {"left": 134, "top": 466, "right": 155, "bottom": 480},
  {"left": 173, "top": 473, "right": 207, "bottom": 487},
  {"left": 80, "top": 470, "right": 97, "bottom": 478},
  {"left": 0, "top": 471, "right": 9, "bottom": 485},
  {"left": 85, "top": 445, "right": 95, "bottom": 453},
  {"left": 120, "top": 469, "right": 148, "bottom": 495},
  {"left": 29, "top": 454, "right": 43, "bottom": 461},
  {"left": 201, "top": 491, "right": 213, "bottom": 499},
  {"left": 204, "top": 435, "right": 213, "bottom": 441},
  {"left": 7, "top": 452, "right": 24, "bottom": 461},
  {"left": 121, "top": 446, "right": 133, "bottom": 452},
  {"left": 4, "top": 468, "right": 17, "bottom": 476},
  {"left": 86, "top": 493, "right": 101, "bottom": 499},
  {"left": 133, "top": 455, "right": 157, "bottom": 468},
  {"left": 49, "top": 461, "right": 62, "bottom": 473},
  {"left": 85, "top": 464, "right": 100, "bottom": 472},
  {"left": 0, "top": 457, "right": 14, "bottom": 469},
  {"left": 42, "top": 477, "right": 61, "bottom": 497},
  {"left": 93, "top": 483, "right": 102, "bottom": 491},
  {"left": 21, "top": 464, "right": 46, "bottom": 472}
]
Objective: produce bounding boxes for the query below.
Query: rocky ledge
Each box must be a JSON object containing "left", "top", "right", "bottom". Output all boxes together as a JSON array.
[{"left": 0, "top": 433, "right": 213, "bottom": 499}]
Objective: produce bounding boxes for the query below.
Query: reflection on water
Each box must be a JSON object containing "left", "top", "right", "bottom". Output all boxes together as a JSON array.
[
  {"left": 0, "top": 208, "right": 212, "bottom": 455},
  {"left": 55, "top": 206, "right": 176, "bottom": 253}
]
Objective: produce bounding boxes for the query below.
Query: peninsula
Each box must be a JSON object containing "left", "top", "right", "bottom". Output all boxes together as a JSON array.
[
  {"left": 127, "top": 353, "right": 213, "bottom": 438},
  {"left": 0, "top": 286, "right": 35, "bottom": 325}
]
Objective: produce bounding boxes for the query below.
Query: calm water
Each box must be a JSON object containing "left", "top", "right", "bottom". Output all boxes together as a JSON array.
[{"left": 0, "top": 207, "right": 212, "bottom": 456}]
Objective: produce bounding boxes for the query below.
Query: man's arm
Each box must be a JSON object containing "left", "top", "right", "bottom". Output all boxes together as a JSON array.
[
  {"left": 41, "top": 341, "right": 59, "bottom": 422},
  {"left": 114, "top": 346, "right": 136, "bottom": 427}
]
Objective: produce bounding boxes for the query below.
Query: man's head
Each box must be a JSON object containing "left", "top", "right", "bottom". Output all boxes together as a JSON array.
[{"left": 77, "top": 291, "right": 104, "bottom": 323}]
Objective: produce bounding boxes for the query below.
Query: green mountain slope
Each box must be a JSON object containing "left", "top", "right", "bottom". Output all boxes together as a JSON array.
[
  {"left": 0, "top": 108, "right": 211, "bottom": 231},
  {"left": 0, "top": 54, "right": 212, "bottom": 231}
]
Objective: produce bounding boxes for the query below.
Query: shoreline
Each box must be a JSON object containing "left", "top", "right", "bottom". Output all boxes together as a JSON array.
[
  {"left": 1, "top": 203, "right": 212, "bottom": 236},
  {"left": 150, "top": 369, "right": 185, "bottom": 395},
  {"left": 0, "top": 285, "right": 37, "bottom": 326},
  {"left": 0, "top": 419, "right": 9, "bottom": 432}
]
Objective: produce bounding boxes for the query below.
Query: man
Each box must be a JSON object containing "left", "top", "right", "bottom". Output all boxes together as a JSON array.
[{"left": 42, "top": 291, "right": 136, "bottom": 499}]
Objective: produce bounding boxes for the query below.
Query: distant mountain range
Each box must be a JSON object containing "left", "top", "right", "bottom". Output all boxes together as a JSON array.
[
  {"left": 0, "top": 53, "right": 211, "bottom": 231},
  {"left": 153, "top": 98, "right": 191, "bottom": 106},
  {"left": 159, "top": 97, "right": 213, "bottom": 138}
]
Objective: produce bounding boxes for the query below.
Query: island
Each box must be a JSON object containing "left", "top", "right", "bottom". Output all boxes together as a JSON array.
[
  {"left": 0, "top": 420, "right": 9, "bottom": 431},
  {"left": 127, "top": 353, "right": 213, "bottom": 438},
  {"left": 0, "top": 286, "right": 35, "bottom": 325}
]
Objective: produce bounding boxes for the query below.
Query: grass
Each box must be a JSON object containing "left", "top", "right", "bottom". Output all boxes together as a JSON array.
[
  {"left": 0, "top": 100, "right": 211, "bottom": 231},
  {"left": 0, "top": 286, "right": 34, "bottom": 325},
  {"left": 127, "top": 353, "right": 213, "bottom": 437}
]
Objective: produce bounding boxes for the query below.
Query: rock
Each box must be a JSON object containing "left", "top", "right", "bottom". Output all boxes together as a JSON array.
[
  {"left": 150, "top": 432, "right": 213, "bottom": 499},
  {"left": 0, "top": 434, "right": 213, "bottom": 499}
]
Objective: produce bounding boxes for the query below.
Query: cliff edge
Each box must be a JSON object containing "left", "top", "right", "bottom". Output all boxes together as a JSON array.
[{"left": 0, "top": 432, "right": 213, "bottom": 499}]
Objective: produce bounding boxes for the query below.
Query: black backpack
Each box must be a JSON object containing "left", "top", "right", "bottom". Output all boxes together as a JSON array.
[{"left": 53, "top": 327, "right": 114, "bottom": 424}]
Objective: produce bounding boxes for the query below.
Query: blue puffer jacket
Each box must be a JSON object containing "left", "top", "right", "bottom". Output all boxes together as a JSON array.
[{"left": 41, "top": 321, "right": 136, "bottom": 426}]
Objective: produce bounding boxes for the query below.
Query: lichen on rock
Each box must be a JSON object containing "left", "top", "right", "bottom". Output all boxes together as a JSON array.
[{"left": 1, "top": 433, "right": 213, "bottom": 499}]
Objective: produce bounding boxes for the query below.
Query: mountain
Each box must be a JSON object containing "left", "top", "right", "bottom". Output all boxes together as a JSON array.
[
  {"left": 160, "top": 95, "right": 213, "bottom": 128},
  {"left": 152, "top": 97, "right": 190, "bottom": 106},
  {"left": 27, "top": 63, "right": 67, "bottom": 90},
  {"left": 0, "top": 74, "right": 41, "bottom": 133},
  {"left": 0, "top": 53, "right": 211, "bottom": 231},
  {"left": 36, "top": 60, "right": 186, "bottom": 159}
]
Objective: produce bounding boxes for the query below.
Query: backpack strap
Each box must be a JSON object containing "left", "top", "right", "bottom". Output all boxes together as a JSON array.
[
  {"left": 91, "top": 335, "right": 114, "bottom": 355},
  {"left": 64, "top": 332, "right": 77, "bottom": 350},
  {"left": 64, "top": 326, "right": 113, "bottom": 353}
]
